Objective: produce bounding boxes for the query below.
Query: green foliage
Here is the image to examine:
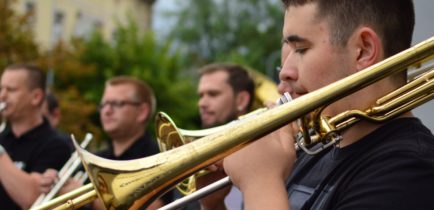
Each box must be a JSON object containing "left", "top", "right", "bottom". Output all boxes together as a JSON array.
[
  {"left": 167, "top": 0, "right": 284, "bottom": 78},
  {"left": 37, "top": 42, "right": 103, "bottom": 149},
  {"left": 0, "top": 0, "right": 39, "bottom": 68},
  {"left": 0, "top": 1, "right": 199, "bottom": 151},
  {"left": 38, "top": 22, "right": 200, "bottom": 149},
  {"left": 1, "top": 0, "right": 285, "bottom": 150},
  {"left": 76, "top": 22, "right": 199, "bottom": 132}
]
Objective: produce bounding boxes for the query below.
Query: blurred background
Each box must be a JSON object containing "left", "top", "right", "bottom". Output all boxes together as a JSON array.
[{"left": 0, "top": 0, "right": 432, "bottom": 151}]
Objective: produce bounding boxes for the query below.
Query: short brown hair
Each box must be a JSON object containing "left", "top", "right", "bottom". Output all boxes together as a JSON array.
[
  {"left": 281, "top": 0, "right": 414, "bottom": 58},
  {"left": 106, "top": 76, "right": 156, "bottom": 117},
  {"left": 199, "top": 63, "right": 255, "bottom": 110},
  {"left": 5, "top": 63, "right": 47, "bottom": 92}
]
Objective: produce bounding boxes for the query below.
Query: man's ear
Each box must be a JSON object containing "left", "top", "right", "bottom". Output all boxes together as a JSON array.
[
  {"left": 235, "top": 91, "right": 251, "bottom": 113},
  {"left": 137, "top": 103, "right": 150, "bottom": 124},
  {"left": 31, "top": 89, "right": 45, "bottom": 107},
  {"left": 351, "top": 27, "right": 383, "bottom": 71}
]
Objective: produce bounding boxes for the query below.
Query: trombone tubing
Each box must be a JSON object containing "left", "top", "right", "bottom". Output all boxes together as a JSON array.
[
  {"left": 30, "top": 184, "right": 94, "bottom": 210},
  {"left": 159, "top": 177, "right": 231, "bottom": 210}
]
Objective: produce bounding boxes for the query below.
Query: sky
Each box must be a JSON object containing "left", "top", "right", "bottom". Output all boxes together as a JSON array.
[{"left": 152, "top": 0, "right": 182, "bottom": 38}]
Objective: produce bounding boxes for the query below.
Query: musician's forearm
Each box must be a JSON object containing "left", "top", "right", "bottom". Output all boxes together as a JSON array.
[{"left": 0, "top": 153, "right": 41, "bottom": 209}]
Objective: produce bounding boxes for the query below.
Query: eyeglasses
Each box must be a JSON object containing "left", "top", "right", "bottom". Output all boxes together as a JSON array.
[{"left": 98, "top": 100, "right": 141, "bottom": 111}]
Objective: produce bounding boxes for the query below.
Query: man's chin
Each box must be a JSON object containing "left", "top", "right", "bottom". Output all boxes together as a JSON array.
[
  {"left": 201, "top": 121, "right": 218, "bottom": 129},
  {"left": 201, "top": 121, "right": 226, "bottom": 129},
  {"left": 201, "top": 123, "right": 214, "bottom": 129},
  {"left": 103, "top": 126, "right": 118, "bottom": 135}
]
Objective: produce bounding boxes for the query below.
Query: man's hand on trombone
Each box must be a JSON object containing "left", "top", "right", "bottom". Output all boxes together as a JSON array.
[
  {"left": 39, "top": 168, "right": 83, "bottom": 195},
  {"left": 223, "top": 122, "right": 297, "bottom": 210}
]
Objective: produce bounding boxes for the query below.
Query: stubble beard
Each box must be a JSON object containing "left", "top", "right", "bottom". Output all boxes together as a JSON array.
[{"left": 201, "top": 108, "right": 239, "bottom": 129}]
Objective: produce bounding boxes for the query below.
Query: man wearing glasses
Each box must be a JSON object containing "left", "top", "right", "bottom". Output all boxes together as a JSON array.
[
  {"left": 98, "top": 76, "right": 157, "bottom": 161},
  {"left": 40, "top": 76, "right": 172, "bottom": 210}
]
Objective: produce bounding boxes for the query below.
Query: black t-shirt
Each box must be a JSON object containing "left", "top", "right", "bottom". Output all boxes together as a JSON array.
[
  {"left": 96, "top": 132, "right": 159, "bottom": 160},
  {"left": 0, "top": 119, "right": 71, "bottom": 210},
  {"left": 287, "top": 117, "right": 434, "bottom": 210},
  {"left": 96, "top": 132, "right": 174, "bottom": 205}
]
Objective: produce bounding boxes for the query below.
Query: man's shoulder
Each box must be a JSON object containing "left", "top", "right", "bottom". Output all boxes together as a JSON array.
[
  {"left": 30, "top": 126, "right": 72, "bottom": 154},
  {"left": 367, "top": 117, "right": 434, "bottom": 156},
  {"left": 136, "top": 132, "right": 160, "bottom": 154}
]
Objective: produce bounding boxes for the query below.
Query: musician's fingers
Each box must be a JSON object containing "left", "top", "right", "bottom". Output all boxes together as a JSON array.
[
  {"left": 39, "top": 178, "right": 55, "bottom": 193},
  {"left": 39, "top": 169, "right": 60, "bottom": 193},
  {"left": 42, "top": 168, "right": 59, "bottom": 179},
  {"left": 208, "top": 164, "right": 219, "bottom": 171},
  {"left": 207, "top": 160, "right": 224, "bottom": 172}
]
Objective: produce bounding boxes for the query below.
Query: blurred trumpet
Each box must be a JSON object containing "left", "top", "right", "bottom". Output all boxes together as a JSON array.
[
  {"left": 0, "top": 102, "right": 7, "bottom": 132},
  {"left": 30, "top": 133, "right": 93, "bottom": 209}
]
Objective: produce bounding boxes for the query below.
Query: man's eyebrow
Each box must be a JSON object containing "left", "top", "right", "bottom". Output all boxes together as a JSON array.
[{"left": 281, "top": 35, "right": 308, "bottom": 44}]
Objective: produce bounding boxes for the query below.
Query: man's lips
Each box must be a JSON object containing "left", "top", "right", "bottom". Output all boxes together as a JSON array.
[
  {"left": 200, "top": 111, "right": 214, "bottom": 119},
  {"left": 102, "top": 118, "right": 116, "bottom": 124}
]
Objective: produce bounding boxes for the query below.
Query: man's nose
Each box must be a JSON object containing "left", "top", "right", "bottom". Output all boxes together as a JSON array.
[
  {"left": 279, "top": 64, "right": 298, "bottom": 83},
  {"left": 279, "top": 49, "right": 299, "bottom": 83},
  {"left": 198, "top": 96, "right": 208, "bottom": 109},
  {"left": 100, "top": 105, "right": 114, "bottom": 115}
]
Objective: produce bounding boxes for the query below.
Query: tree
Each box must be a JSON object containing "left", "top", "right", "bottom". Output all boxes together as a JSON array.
[
  {"left": 0, "top": 0, "right": 39, "bottom": 69},
  {"left": 51, "top": 22, "right": 200, "bottom": 145},
  {"left": 37, "top": 22, "right": 200, "bottom": 149},
  {"left": 166, "top": 0, "right": 284, "bottom": 79},
  {"left": 0, "top": 1, "right": 199, "bottom": 150}
]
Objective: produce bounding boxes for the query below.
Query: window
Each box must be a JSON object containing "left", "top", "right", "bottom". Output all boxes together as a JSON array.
[{"left": 51, "top": 11, "right": 65, "bottom": 45}]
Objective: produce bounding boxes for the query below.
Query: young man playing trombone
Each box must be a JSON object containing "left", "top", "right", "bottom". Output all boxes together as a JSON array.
[{"left": 219, "top": 0, "right": 434, "bottom": 210}]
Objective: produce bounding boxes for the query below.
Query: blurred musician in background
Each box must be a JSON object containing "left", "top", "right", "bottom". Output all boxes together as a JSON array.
[
  {"left": 42, "top": 91, "right": 74, "bottom": 150},
  {"left": 0, "top": 64, "right": 70, "bottom": 210},
  {"left": 40, "top": 76, "right": 172, "bottom": 210},
  {"left": 195, "top": 63, "right": 255, "bottom": 210}
]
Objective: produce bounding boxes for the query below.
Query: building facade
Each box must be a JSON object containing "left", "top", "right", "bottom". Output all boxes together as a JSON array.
[{"left": 12, "top": 0, "right": 155, "bottom": 49}]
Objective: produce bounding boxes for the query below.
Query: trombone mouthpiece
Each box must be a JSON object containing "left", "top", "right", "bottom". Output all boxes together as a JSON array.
[
  {"left": 0, "top": 102, "right": 6, "bottom": 111},
  {"left": 276, "top": 92, "right": 293, "bottom": 105}
]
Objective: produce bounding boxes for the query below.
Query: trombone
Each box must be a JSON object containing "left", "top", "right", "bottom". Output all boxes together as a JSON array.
[{"left": 33, "top": 36, "right": 434, "bottom": 210}]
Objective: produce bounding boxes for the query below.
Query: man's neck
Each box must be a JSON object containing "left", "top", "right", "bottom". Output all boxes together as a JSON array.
[
  {"left": 10, "top": 114, "right": 44, "bottom": 138},
  {"left": 111, "top": 129, "right": 145, "bottom": 157}
]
